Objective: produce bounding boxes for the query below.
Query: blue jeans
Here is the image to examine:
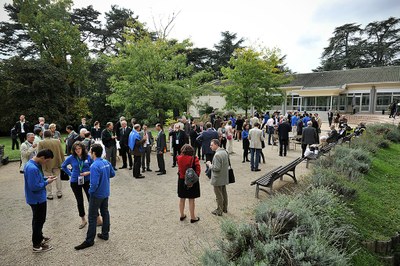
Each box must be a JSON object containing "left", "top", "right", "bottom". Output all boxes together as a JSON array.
[
  {"left": 250, "top": 148, "right": 261, "bottom": 170},
  {"left": 85, "top": 196, "right": 110, "bottom": 244}
]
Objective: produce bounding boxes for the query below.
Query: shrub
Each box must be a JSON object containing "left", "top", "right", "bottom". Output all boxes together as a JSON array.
[
  {"left": 367, "top": 123, "right": 400, "bottom": 143},
  {"left": 331, "top": 146, "right": 371, "bottom": 180}
]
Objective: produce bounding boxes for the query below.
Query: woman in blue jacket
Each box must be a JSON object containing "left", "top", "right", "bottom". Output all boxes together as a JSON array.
[{"left": 62, "top": 141, "right": 98, "bottom": 229}]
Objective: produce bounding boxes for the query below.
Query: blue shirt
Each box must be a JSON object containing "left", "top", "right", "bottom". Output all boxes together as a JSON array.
[
  {"left": 89, "top": 158, "right": 115, "bottom": 199},
  {"left": 24, "top": 159, "right": 48, "bottom": 205},
  {"left": 61, "top": 155, "right": 93, "bottom": 183},
  {"left": 291, "top": 116, "right": 299, "bottom": 126},
  {"left": 242, "top": 130, "right": 249, "bottom": 140},
  {"left": 303, "top": 116, "right": 311, "bottom": 125}
]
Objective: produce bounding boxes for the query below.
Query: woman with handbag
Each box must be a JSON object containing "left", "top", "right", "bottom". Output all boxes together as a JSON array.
[
  {"left": 176, "top": 144, "right": 201, "bottom": 223},
  {"left": 61, "top": 142, "right": 101, "bottom": 229},
  {"left": 225, "top": 120, "right": 234, "bottom": 154}
]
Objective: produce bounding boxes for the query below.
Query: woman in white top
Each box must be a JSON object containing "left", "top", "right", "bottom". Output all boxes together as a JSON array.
[{"left": 225, "top": 120, "right": 234, "bottom": 154}]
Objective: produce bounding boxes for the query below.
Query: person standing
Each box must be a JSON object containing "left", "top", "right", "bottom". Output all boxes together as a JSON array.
[
  {"left": 11, "top": 127, "right": 19, "bottom": 150},
  {"left": 141, "top": 125, "right": 154, "bottom": 172},
  {"left": 197, "top": 122, "right": 219, "bottom": 162},
  {"left": 301, "top": 121, "right": 319, "bottom": 158},
  {"left": 101, "top": 122, "right": 117, "bottom": 171},
  {"left": 248, "top": 122, "right": 264, "bottom": 172},
  {"left": 235, "top": 115, "right": 244, "bottom": 141},
  {"left": 24, "top": 149, "right": 57, "bottom": 252},
  {"left": 170, "top": 124, "right": 186, "bottom": 167},
  {"left": 65, "top": 125, "right": 78, "bottom": 155},
  {"left": 34, "top": 117, "right": 49, "bottom": 133},
  {"left": 118, "top": 120, "right": 133, "bottom": 170},
  {"left": 49, "top": 123, "right": 61, "bottom": 141},
  {"left": 61, "top": 142, "right": 96, "bottom": 229},
  {"left": 74, "top": 144, "right": 115, "bottom": 250},
  {"left": 225, "top": 120, "right": 234, "bottom": 154},
  {"left": 91, "top": 121, "right": 102, "bottom": 141},
  {"left": 15, "top": 114, "right": 30, "bottom": 144},
  {"left": 20, "top": 133, "right": 37, "bottom": 174},
  {"left": 327, "top": 110, "right": 334, "bottom": 127},
  {"left": 277, "top": 118, "right": 292, "bottom": 157},
  {"left": 177, "top": 144, "right": 201, "bottom": 223},
  {"left": 128, "top": 124, "right": 147, "bottom": 179},
  {"left": 78, "top": 117, "right": 90, "bottom": 132},
  {"left": 38, "top": 130, "right": 65, "bottom": 200},
  {"left": 155, "top": 123, "right": 167, "bottom": 175},
  {"left": 241, "top": 124, "right": 250, "bottom": 163},
  {"left": 190, "top": 123, "right": 200, "bottom": 158},
  {"left": 206, "top": 139, "right": 229, "bottom": 216}
]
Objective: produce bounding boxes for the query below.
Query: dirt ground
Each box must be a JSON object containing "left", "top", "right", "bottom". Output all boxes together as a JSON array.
[{"left": 0, "top": 137, "right": 313, "bottom": 266}]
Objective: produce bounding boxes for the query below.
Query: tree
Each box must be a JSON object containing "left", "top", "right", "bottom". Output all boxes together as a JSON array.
[
  {"left": 213, "top": 31, "right": 245, "bottom": 77},
  {"left": 364, "top": 17, "right": 400, "bottom": 67},
  {"left": 319, "top": 23, "right": 364, "bottom": 71},
  {"left": 107, "top": 33, "right": 197, "bottom": 124},
  {"left": 221, "top": 47, "right": 290, "bottom": 117}
]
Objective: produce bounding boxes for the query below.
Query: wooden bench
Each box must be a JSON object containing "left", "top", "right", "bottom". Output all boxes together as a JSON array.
[
  {"left": 305, "top": 142, "right": 336, "bottom": 168},
  {"left": 251, "top": 157, "right": 304, "bottom": 198}
]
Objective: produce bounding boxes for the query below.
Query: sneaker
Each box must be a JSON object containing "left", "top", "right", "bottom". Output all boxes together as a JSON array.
[
  {"left": 42, "top": 236, "right": 51, "bottom": 244},
  {"left": 33, "top": 243, "right": 53, "bottom": 253},
  {"left": 74, "top": 241, "right": 94, "bottom": 250}
]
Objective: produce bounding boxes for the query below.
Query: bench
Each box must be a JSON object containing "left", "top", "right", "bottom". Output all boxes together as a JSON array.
[
  {"left": 305, "top": 142, "right": 336, "bottom": 168},
  {"left": 251, "top": 157, "right": 304, "bottom": 198}
]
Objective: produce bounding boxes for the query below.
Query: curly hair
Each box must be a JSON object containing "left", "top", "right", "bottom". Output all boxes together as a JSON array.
[{"left": 180, "top": 144, "right": 194, "bottom": 156}]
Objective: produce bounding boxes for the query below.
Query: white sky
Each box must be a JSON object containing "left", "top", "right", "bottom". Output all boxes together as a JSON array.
[{"left": 1, "top": 0, "right": 400, "bottom": 73}]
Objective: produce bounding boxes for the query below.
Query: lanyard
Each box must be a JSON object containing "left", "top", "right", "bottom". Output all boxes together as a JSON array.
[{"left": 76, "top": 157, "right": 84, "bottom": 172}]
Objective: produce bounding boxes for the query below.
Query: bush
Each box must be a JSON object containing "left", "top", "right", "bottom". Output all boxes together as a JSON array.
[
  {"left": 331, "top": 146, "right": 371, "bottom": 180},
  {"left": 202, "top": 188, "right": 355, "bottom": 265},
  {"left": 367, "top": 123, "right": 400, "bottom": 143}
]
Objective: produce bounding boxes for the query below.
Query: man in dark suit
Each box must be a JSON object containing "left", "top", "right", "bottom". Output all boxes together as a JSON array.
[
  {"left": 301, "top": 121, "right": 318, "bottom": 158},
  {"left": 277, "top": 118, "right": 292, "bottom": 157},
  {"left": 155, "top": 123, "right": 167, "bottom": 175},
  {"left": 327, "top": 110, "right": 334, "bottom": 127},
  {"left": 15, "top": 115, "right": 30, "bottom": 144},
  {"left": 170, "top": 124, "right": 187, "bottom": 167},
  {"left": 196, "top": 122, "right": 219, "bottom": 162},
  {"left": 140, "top": 124, "right": 154, "bottom": 172},
  {"left": 101, "top": 122, "right": 117, "bottom": 171},
  {"left": 118, "top": 120, "right": 132, "bottom": 170}
]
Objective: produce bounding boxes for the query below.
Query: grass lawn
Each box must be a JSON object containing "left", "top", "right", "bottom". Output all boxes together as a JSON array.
[{"left": 344, "top": 143, "right": 400, "bottom": 241}]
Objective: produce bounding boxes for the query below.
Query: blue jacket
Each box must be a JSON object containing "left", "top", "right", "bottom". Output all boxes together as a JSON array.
[
  {"left": 291, "top": 116, "right": 298, "bottom": 127},
  {"left": 242, "top": 130, "right": 249, "bottom": 140},
  {"left": 196, "top": 128, "right": 219, "bottom": 155},
  {"left": 89, "top": 158, "right": 115, "bottom": 199},
  {"left": 61, "top": 155, "right": 93, "bottom": 183},
  {"left": 24, "top": 160, "right": 48, "bottom": 205},
  {"left": 128, "top": 130, "right": 142, "bottom": 152}
]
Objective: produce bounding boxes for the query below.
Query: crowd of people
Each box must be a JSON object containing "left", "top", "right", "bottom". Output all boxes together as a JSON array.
[{"left": 15, "top": 109, "right": 355, "bottom": 253}]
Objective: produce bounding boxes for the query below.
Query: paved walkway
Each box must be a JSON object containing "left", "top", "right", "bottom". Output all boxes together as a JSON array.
[{"left": 0, "top": 137, "right": 311, "bottom": 265}]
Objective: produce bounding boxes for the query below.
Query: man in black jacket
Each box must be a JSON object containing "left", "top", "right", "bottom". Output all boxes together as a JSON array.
[
  {"left": 170, "top": 124, "right": 187, "bottom": 167},
  {"left": 301, "top": 121, "right": 318, "bottom": 158},
  {"left": 118, "top": 120, "right": 132, "bottom": 170},
  {"left": 101, "top": 122, "right": 117, "bottom": 170},
  {"left": 155, "top": 123, "right": 167, "bottom": 175},
  {"left": 277, "top": 118, "right": 292, "bottom": 157},
  {"left": 15, "top": 115, "right": 30, "bottom": 144}
]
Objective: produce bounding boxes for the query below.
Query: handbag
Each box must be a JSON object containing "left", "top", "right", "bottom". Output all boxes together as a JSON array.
[
  {"left": 60, "top": 169, "right": 70, "bottom": 181},
  {"left": 184, "top": 155, "right": 199, "bottom": 187},
  {"left": 225, "top": 151, "right": 235, "bottom": 184}
]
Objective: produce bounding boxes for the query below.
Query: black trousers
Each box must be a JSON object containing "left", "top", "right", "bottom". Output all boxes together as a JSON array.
[
  {"left": 133, "top": 155, "right": 142, "bottom": 177},
  {"left": 172, "top": 145, "right": 182, "bottom": 166},
  {"left": 19, "top": 133, "right": 27, "bottom": 144},
  {"left": 70, "top": 181, "right": 90, "bottom": 217},
  {"left": 301, "top": 144, "right": 309, "bottom": 158},
  {"left": 12, "top": 138, "right": 19, "bottom": 150},
  {"left": 279, "top": 139, "right": 288, "bottom": 156},
  {"left": 141, "top": 146, "right": 151, "bottom": 169},
  {"left": 205, "top": 153, "right": 214, "bottom": 163},
  {"left": 157, "top": 152, "right": 165, "bottom": 172},
  {"left": 30, "top": 201, "right": 47, "bottom": 246},
  {"left": 120, "top": 145, "right": 132, "bottom": 167}
]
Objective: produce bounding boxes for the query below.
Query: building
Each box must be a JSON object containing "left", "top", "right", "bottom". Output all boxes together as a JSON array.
[{"left": 281, "top": 66, "right": 400, "bottom": 114}]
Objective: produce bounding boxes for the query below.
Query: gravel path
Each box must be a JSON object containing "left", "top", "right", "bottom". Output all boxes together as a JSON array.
[{"left": 0, "top": 139, "right": 311, "bottom": 265}]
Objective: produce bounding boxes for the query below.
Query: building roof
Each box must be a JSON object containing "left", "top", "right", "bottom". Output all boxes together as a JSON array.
[{"left": 283, "top": 66, "right": 400, "bottom": 89}]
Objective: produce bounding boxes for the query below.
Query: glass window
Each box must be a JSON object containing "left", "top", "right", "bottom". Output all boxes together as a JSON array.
[
  {"left": 376, "top": 93, "right": 392, "bottom": 111},
  {"left": 361, "top": 94, "right": 370, "bottom": 111}
]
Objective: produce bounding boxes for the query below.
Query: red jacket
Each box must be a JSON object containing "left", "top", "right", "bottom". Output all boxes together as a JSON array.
[{"left": 177, "top": 155, "right": 201, "bottom": 179}]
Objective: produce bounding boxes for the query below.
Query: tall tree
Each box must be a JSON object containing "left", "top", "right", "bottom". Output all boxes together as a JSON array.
[
  {"left": 364, "top": 17, "right": 400, "bottom": 67},
  {"left": 107, "top": 33, "right": 196, "bottom": 123},
  {"left": 213, "top": 31, "right": 245, "bottom": 77},
  {"left": 221, "top": 47, "right": 290, "bottom": 117},
  {"left": 319, "top": 23, "right": 364, "bottom": 71}
]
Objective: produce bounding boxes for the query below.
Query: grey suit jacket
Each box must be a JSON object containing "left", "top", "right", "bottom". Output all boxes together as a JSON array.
[
  {"left": 302, "top": 126, "right": 318, "bottom": 145},
  {"left": 248, "top": 128, "right": 265, "bottom": 149},
  {"left": 210, "top": 148, "right": 229, "bottom": 186}
]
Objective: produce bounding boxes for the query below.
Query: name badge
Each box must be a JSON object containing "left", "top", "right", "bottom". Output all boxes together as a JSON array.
[
  {"left": 78, "top": 175, "right": 84, "bottom": 185},
  {"left": 176, "top": 140, "right": 179, "bottom": 145}
]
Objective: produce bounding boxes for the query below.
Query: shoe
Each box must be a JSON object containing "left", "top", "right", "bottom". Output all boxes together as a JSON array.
[
  {"left": 57, "top": 195, "right": 62, "bottom": 199},
  {"left": 251, "top": 169, "right": 254, "bottom": 171},
  {"left": 155, "top": 170, "right": 161, "bottom": 172},
  {"left": 119, "top": 166, "right": 127, "bottom": 169},
  {"left": 97, "top": 233, "right": 109, "bottom": 240},
  {"left": 246, "top": 159, "right": 250, "bottom": 162},
  {"left": 142, "top": 168, "right": 146, "bottom": 172},
  {"left": 172, "top": 165, "right": 176, "bottom": 168},
  {"left": 42, "top": 236, "right": 51, "bottom": 244},
  {"left": 47, "top": 195, "right": 53, "bottom": 200},
  {"left": 128, "top": 167, "right": 132, "bottom": 170},
  {"left": 254, "top": 169, "right": 261, "bottom": 172},
  {"left": 113, "top": 168, "right": 118, "bottom": 171},
  {"left": 157, "top": 171, "right": 166, "bottom": 175},
  {"left": 79, "top": 221, "right": 87, "bottom": 229},
  {"left": 74, "top": 241, "right": 94, "bottom": 250},
  {"left": 180, "top": 215, "right": 187, "bottom": 221},
  {"left": 146, "top": 168, "right": 152, "bottom": 172},
  {"left": 211, "top": 210, "right": 222, "bottom": 216},
  {"left": 135, "top": 175, "right": 145, "bottom": 179},
  {"left": 33, "top": 243, "right": 53, "bottom": 253},
  {"left": 190, "top": 217, "right": 200, "bottom": 223},
  {"left": 223, "top": 210, "right": 228, "bottom": 213},
  {"left": 242, "top": 160, "right": 245, "bottom": 163}
]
